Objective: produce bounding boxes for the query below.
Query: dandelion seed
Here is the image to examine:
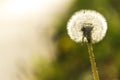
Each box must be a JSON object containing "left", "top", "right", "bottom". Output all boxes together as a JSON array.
[{"left": 67, "top": 10, "right": 107, "bottom": 44}]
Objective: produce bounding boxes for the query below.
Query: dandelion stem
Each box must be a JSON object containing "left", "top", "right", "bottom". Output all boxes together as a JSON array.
[{"left": 87, "top": 43, "right": 99, "bottom": 80}]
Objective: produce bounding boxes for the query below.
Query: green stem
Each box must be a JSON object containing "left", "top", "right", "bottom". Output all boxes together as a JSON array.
[{"left": 87, "top": 43, "right": 99, "bottom": 80}]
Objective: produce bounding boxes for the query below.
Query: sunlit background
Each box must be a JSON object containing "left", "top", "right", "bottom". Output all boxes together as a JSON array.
[{"left": 0, "top": 0, "right": 120, "bottom": 80}]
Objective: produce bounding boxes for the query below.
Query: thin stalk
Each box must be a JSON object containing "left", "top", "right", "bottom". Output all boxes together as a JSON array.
[{"left": 87, "top": 43, "right": 99, "bottom": 80}]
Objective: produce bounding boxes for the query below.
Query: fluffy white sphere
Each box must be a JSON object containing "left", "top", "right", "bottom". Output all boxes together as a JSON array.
[{"left": 67, "top": 10, "right": 107, "bottom": 44}]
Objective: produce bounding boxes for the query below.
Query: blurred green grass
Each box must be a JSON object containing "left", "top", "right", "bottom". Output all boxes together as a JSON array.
[{"left": 35, "top": 0, "right": 120, "bottom": 80}]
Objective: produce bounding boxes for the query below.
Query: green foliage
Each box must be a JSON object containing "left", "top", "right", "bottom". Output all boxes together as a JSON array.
[{"left": 35, "top": 0, "right": 120, "bottom": 80}]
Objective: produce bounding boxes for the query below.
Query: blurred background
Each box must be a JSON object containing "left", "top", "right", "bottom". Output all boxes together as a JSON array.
[{"left": 0, "top": 0, "right": 120, "bottom": 80}]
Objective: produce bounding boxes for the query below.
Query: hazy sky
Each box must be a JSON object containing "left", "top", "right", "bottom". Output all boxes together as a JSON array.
[{"left": 0, "top": 0, "right": 74, "bottom": 80}]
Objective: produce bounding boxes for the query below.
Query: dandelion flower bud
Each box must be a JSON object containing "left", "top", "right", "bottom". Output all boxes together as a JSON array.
[{"left": 67, "top": 10, "right": 107, "bottom": 44}]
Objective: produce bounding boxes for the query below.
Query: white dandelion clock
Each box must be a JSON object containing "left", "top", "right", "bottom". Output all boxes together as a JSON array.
[
  {"left": 67, "top": 10, "right": 108, "bottom": 80},
  {"left": 67, "top": 10, "right": 107, "bottom": 44}
]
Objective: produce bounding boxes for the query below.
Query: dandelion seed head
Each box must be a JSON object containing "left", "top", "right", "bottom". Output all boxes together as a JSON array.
[{"left": 67, "top": 10, "right": 107, "bottom": 43}]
